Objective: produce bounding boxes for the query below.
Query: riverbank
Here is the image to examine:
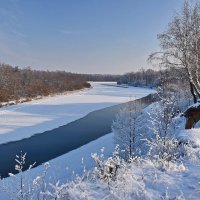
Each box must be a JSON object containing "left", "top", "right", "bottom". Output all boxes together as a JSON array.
[
  {"left": 0, "top": 86, "right": 90, "bottom": 108},
  {"left": 0, "top": 82, "right": 155, "bottom": 145}
]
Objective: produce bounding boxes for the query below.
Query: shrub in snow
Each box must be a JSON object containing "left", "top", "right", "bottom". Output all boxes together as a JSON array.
[
  {"left": 1, "top": 151, "right": 36, "bottom": 200},
  {"left": 32, "top": 162, "right": 50, "bottom": 199},
  {"left": 91, "top": 146, "right": 121, "bottom": 183},
  {"left": 147, "top": 137, "right": 180, "bottom": 162},
  {"left": 42, "top": 181, "right": 70, "bottom": 200}
]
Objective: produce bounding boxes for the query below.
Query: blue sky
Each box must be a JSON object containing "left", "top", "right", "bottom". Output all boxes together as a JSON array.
[{"left": 0, "top": 0, "right": 183, "bottom": 74}]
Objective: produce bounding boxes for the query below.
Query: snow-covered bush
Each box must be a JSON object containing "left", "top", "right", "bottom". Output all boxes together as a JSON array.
[
  {"left": 32, "top": 162, "right": 50, "bottom": 199},
  {"left": 0, "top": 152, "right": 36, "bottom": 200},
  {"left": 91, "top": 146, "right": 121, "bottom": 184}
]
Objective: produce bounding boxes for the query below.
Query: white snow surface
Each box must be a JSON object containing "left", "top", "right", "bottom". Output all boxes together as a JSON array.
[
  {"left": 0, "top": 82, "right": 154, "bottom": 144},
  {"left": 1, "top": 97, "right": 200, "bottom": 199},
  {"left": 0, "top": 132, "right": 115, "bottom": 199}
]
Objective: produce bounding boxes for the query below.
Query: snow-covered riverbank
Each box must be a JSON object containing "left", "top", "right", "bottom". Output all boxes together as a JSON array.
[
  {"left": 0, "top": 82, "right": 155, "bottom": 144},
  {"left": 1, "top": 98, "right": 200, "bottom": 199}
]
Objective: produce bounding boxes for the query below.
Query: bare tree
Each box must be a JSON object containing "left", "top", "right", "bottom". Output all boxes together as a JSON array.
[
  {"left": 149, "top": 0, "right": 200, "bottom": 103},
  {"left": 0, "top": 64, "right": 91, "bottom": 103}
]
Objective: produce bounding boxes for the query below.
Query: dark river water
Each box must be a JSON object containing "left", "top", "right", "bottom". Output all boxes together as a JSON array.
[{"left": 0, "top": 93, "right": 157, "bottom": 178}]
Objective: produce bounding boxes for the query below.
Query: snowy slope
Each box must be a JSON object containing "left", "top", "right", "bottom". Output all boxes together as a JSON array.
[{"left": 0, "top": 82, "right": 155, "bottom": 144}]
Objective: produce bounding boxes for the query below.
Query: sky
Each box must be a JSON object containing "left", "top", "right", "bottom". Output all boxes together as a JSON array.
[{"left": 0, "top": 0, "right": 184, "bottom": 74}]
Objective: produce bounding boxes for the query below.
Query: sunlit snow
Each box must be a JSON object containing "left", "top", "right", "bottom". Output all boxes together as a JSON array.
[{"left": 0, "top": 82, "right": 154, "bottom": 144}]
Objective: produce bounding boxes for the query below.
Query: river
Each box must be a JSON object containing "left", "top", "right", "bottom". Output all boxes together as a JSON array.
[{"left": 0, "top": 93, "right": 157, "bottom": 178}]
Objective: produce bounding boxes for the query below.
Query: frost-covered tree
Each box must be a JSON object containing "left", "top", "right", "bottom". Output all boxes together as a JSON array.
[
  {"left": 147, "top": 78, "right": 180, "bottom": 161},
  {"left": 149, "top": 0, "right": 200, "bottom": 103},
  {"left": 112, "top": 100, "right": 141, "bottom": 159}
]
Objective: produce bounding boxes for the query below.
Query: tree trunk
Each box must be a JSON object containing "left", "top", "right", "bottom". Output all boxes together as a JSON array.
[
  {"left": 190, "top": 82, "right": 197, "bottom": 103},
  {"left": 192, "top": 82, "right": 200, "bottom": 98}
]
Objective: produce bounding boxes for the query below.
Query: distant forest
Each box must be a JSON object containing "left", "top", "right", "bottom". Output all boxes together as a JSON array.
[
  {"left": 0, "top": 63, "right": 125, "bottom": 103},
  {"left": 1, "top": 63, "right": 175, "bottom": 104},
  {"left": 118, "top": 68, "right": 186, "bottom": 90},
  {"left": 0, "top": 64, "right": 91, "bottom": 103},
  {"left": 117, "top": 69, "right": 160, "bottom": 88}
]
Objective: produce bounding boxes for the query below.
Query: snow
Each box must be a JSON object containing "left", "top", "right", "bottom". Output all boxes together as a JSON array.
[
  {"left": 1, "top": 96, "right": 200, "bottom": 199},
  {"left": 33, "top": 133, "right": 114, "bottom": 181},
  {"left": 2, "top": 130, "right": 200, "bottom": 199},
  {"left": 2, "top": 82, "right": 200, "bottom": 199},
  {"left": 0, "top": 133, "right": 115, "bottom": 199},
  {"left": 0, "top": 82, "right": 155, "bottom": 144},
  {"left": 187, "top": 99, "right": 200, "bottom": 109},
  {"left": 40, "top": 103, "right": 200, "bottom": 200}
]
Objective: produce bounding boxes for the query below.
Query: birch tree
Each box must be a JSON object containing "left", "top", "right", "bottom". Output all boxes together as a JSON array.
[{"left": 149, "top": 0, "right": 200, "bottom": 103}]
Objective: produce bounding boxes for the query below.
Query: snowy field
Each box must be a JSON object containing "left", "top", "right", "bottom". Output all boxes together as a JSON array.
[{"left": 0, "top": 82, "right": 154, "bottom": 144}]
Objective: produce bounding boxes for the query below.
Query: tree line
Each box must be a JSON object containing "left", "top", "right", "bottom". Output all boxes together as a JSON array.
[
  {"left": 0, "top": 62, "right": 190, "bottom": 104},
  {"left": 0, "top": 64, "right": 91, "bottom": 102},
  {"left": 0, "top": 64, "right": 124, "bottom": 103},
  {"left": 74, "top": 73, "right": 121, "bottom": 82},
  {"left": 117, "top": 68, "right": 160, "bottom": 88}
]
